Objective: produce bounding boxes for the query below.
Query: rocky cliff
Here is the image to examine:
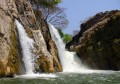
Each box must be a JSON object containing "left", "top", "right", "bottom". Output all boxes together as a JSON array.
[
  {"left": 66, "top": 10, "right": 120, "bottom": 70},
  {"left": 0, "top": 0, "right": 62, "bottom": 77}
]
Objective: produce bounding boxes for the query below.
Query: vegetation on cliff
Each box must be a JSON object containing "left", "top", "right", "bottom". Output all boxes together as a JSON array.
[
  {"left": 29, "top": 0, "right": 61, "bottom": 7},
  {"left": 57, "top": 28, "right": 72, "bottom": 43},
  {"left": 29, "top": 0, "right": 68, "bottom": 29}
]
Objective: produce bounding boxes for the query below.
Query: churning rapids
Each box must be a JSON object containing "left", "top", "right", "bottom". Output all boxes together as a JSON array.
[{"left": 0, "top": 20, "right": 119, "bottom": 84}]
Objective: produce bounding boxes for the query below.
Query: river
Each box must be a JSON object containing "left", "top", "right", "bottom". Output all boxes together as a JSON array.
[{"left": 0, "top": 71, "right": 120, "bottom": 84}]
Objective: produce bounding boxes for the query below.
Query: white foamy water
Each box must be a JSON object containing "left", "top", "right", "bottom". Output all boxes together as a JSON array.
[
  {"left": 49, "top": 24, "right": 88, "bottom": 73},
  {"left": 15, "top": 20, "right": 57, "bottom": 78},
  {"left": 15, "top": 20, "right": 35, "bottom": 75},
  {"left": 15, "top": 73, "right": 57, "bottom": 78},
  {"left": 48, "top": 24, "right": 117, "bottom": 74},
  {"left": 15, "top": 19, "right": 112, "bottom": 77}
]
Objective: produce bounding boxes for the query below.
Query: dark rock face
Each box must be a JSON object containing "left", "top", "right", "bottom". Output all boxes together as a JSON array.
[
  {"left": 66, "top": 10, "right": 119, "bottom": 51},
  {"left": 66, "top": 10, "right": 120, "bottom": 70}
]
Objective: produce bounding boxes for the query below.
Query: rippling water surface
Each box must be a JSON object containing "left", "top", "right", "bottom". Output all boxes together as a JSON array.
[{"left": 0, "top": 71, "right": 120, "bottom": 84}]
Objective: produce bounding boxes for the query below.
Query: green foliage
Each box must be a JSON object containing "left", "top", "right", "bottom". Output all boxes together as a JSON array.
[
  {"left": 30, "top": 0, "right": 61, "bottom": 7},
  {"left": 57, "top": 28, "right": 64, "bottom": 37},
  {"left": 40, "top": 0, "right": 61, "bottom": 7},
  {"left": 30, "top": 0, "right": 68, "bottom": 29},
  {"left": 57, "top": 28, "right": 72, "bottom": 43},
  {"left": 63, "top": 34, "right": 72, "bottom": 43}
]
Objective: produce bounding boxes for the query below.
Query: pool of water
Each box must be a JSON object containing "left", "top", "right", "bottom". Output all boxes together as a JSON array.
[{"left": 0, "top": 71, "right": 120, "bottom": 84}]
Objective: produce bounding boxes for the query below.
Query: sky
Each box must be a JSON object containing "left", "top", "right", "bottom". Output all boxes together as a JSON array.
[{"left": 59, "top": 0, "right": 120, "bottom": 34}]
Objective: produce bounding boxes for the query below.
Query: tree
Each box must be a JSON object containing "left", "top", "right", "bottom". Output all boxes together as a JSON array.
[
  {"left": 57, "top": 28, "right": 64, "bottom": 37},
  {"left": 41, "top": 7, "right": 68, "bottom": 28},
  {"left": 29, "top": 0, "right": 61, "bottom": 7},
  {"left": 29, "top": 0, "right": 68, "bottom": 29},
  {"left": 63, "top": 34, "right": 72, "bottom": 43},
  {"left": 57, "top": 28, "right": 72, "bottom": 43}
]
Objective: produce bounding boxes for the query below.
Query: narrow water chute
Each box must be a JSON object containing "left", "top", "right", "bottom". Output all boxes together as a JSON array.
[{"left": 15, "top": 19, "right": 35, "bottom": 75}]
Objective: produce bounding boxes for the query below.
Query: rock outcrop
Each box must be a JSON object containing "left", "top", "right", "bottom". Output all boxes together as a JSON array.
[
  {"left": 0, "top": 0, "right": 21, "bottom": 77},
  {"left": 0, "top": 0, "right": 62, "bottom": 77},
  {"left": 66, "top": 10, "right": 120, "bottom": 70},
  {"left": 32, "top": 10, "right": 62, "bottom": 73}
]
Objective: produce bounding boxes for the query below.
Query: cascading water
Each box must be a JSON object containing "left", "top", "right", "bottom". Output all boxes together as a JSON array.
[
  {"left": 15, "top": 20, "right": 35, "bottom": 75},
  {"left": 49, "top": 24, "right": 88, "bottom": 72},
  {"left": 15, "top": 20, "right": 56, "bottom": 78}
]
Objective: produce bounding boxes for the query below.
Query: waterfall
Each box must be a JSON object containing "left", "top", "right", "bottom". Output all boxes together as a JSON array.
[
  {"left": 15, "top": 20, "right": 56, "bottom": 78},
  {"left": 49, "top": 24, "right": 88, "bottom": 72},
  {"left": 15, "top": 20, "right": 35, "bottom": 75}
]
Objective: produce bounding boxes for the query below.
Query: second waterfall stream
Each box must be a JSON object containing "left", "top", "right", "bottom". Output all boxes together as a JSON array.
[{"left": 49, "top": 24, "right": 88, "bottom": 72}]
